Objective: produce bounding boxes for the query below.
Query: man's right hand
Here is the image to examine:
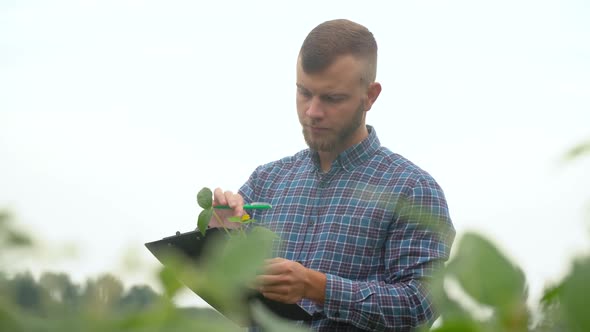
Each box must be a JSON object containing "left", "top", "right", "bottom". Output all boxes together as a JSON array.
[{"left": 209, "top": 188, "right": 244, "bottom": 229}]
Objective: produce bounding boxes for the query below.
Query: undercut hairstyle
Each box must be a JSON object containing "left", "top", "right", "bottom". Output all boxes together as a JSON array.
[{"left": 299, "top": 19, "right": 378, "bottom": 86}]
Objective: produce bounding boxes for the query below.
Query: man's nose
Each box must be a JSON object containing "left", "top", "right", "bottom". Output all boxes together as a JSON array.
[{"left": 305, "top": 97, "right": 324, "bottom": 119}]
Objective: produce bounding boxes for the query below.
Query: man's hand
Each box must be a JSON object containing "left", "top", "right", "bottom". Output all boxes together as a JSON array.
[
  {"left": 256, "top": 258, "right": 326, "bottom": 305},
  {"left": 209, "top": 188, "right": 244, "bottom": 228}
]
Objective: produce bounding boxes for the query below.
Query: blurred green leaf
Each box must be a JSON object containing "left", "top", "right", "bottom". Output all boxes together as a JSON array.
[
  {"left": 115, "top": 299, "right": 241, "bottom": 332},
  {"left": 0, "top": 301, "right": 24, "bottom": 332},
  {"left": 430, "top": 320, "right": 482, "bottom": 332},
  {"left": 191, "top": 226, "right": 276, "bottom": 324},
  {"left": 197, "top": 187, "right": 213, "bottom": 209},
  {"left": 227, "top": 216, "right": 255, "bottom": 224},
  {"left": 158, "top": 266, "right": 183, "bottom": 299},
  {"left": 428, "top": 268, "right": 475, "bottom": 325},
  {"left": 446, "top": 233, "right": 527, "bottom": 320},
  {"left": 150, "top": 226, "right": 277, "bottom": 326},
  {"left": 560, "top": 257, "right": 590, "bottom": 332},
  {"left": 0, "top": 210, "right": 11, "bottom": 224},
  {"left": 197, "top": 209, "right": 213, "bottom": 236},
  {"left": 5, "top": 230, "right": 32, "bottom": 247},
  {"left": 563, "top": 140, "right": 590, "bottom": 162},
  {"left": 0, "top": 211, "right": 33, "bottom": 250},
  {"left": 227, "top": 216, "right": 242, "bottom": 223},
  {"left": 540, "top": 282, "right": 563, "bottom": 306}
]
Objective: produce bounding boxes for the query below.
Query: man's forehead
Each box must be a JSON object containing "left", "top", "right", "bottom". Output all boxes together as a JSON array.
[{"left": 297, "top": 54, "right": 364, "bottom": 73}]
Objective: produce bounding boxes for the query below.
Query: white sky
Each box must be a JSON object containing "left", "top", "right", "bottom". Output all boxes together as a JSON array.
[{"left": 1, "top": 0, "right": 589, "bottom": 308}]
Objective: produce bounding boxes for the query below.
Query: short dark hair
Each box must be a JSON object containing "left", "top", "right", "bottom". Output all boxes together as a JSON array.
[{"left": 299, "top": 19, "right": 378, "bottom": 84}]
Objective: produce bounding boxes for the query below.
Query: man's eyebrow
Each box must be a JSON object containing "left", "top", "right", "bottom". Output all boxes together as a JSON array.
[
  {"left": 321, "top": 92, "right": 349, "bottom": 99},
  {"left": 296, "top": 84, "right": 349, "bottom": 99},
  {"left": 296, "top": 84, "right": 312, "bottom": 94},
  {"left": 296, "top": 84, "right": 346, "bottom": 95}
]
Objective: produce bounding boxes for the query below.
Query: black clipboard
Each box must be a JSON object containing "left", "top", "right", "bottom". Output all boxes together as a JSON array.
[{"left": 145, "top": 228, "right": 312, "bottom": 325}]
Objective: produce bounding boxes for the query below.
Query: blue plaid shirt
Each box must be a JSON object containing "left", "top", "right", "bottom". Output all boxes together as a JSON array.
[{"left": 241, "top": 126, "right": 455, "bottom": 331}]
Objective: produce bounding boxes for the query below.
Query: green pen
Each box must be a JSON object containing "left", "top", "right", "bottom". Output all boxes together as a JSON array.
[{"left": 214, "top": 202, "right": 272, "bottom": 210}]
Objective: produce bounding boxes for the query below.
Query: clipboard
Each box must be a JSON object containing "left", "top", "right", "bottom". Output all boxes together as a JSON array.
[{"left": 145, "top": 228, "right": 312, "bottom": 325}]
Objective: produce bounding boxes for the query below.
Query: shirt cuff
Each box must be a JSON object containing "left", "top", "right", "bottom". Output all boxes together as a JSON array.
[{"left": 322, "top": 273, "right": 366, "bottom": 323}]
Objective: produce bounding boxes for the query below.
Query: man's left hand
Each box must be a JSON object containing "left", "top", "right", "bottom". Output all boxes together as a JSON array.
[{"left": 256, "top": 258, "right": 309, "bottom": 304}]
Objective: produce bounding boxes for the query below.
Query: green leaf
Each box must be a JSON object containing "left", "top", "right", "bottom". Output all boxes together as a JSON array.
[
  {"left": 0, "top": 302, "right": 24, "bottom": 332},
  {"left": 560, "top": 257, "right": 590, "bottom": 332},
  {"left": 198, "top": 209, "right": 213, "bottom": 236},
  {"left": 427, "top": 268, "right": 475, "bottom": 324},
  {"left": 206, "top": 226, "right": 275, "bottom": 285},
  {"left": 197, "top": 187, "right": 213, "bottom": 209},
  {"left": 446, "top": 233, "right": 527, "bottom": 314},
  {"left": 188, "top": 226, "right": 277, "bottom": 324},
  {"left": 430, "top": 320, "right": 482, "bottom": 332},
  {"left": 6, "top": 230, "right": 32, "bottom": 247},
  {"left": 249, "top": 226, "right": 280, "bottom": 240},
  {"left": 227, "top": 216, "right": 243, "bottom": 223},
  {"left": 540, "top": 282, "right": 563, "bottom": 306},
  {"left": 158, "top": 266, "right": 183, "bottom": 298},
  {"left": 563, "top": 140, "right": 590, "bottom": 162},
  {"left": 227, "top": 216, "right": 256, "bottom": 224}
]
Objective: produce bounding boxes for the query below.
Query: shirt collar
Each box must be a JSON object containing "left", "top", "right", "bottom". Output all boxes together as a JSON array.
[{"left": 310, "top": 125, "right": 381, "bottom": 173}]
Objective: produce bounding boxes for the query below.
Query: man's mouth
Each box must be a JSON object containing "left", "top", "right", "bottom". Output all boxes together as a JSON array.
[{"left": 309, "top": 126, "right": 329, "bottom": 134}]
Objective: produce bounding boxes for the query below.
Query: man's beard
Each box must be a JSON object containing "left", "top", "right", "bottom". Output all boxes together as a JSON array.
[{"left": 302, "top": 102, "right": 365, "bottom": 152}]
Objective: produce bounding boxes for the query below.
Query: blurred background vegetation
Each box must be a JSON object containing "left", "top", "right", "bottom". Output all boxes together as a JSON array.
[
  {"left": 0, "top": 140, "right": 588, "bottom": 331},
  {"left": 0, "top": 210, "right": 307, "bottom": 332}
]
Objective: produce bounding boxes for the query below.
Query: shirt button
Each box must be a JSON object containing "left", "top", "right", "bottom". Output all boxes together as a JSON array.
[
  {"left": 312, "top": 312, "right": 323, "bottom": 320},
  {"left": 334, "top": 311, "right": 340, "bottom": 318}
]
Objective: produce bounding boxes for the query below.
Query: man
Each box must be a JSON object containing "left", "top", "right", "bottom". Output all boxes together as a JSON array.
[{"left": 211, "top": 19, "right": 455, "bottom": 331}]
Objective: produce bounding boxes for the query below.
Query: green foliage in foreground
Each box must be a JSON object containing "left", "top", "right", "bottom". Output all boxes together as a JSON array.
[
  {"left": 0, "top": 211, "right": 308, "bottom": 332},
  {"left": 2, "top": 153, "right": 590, "bottom": 332}
]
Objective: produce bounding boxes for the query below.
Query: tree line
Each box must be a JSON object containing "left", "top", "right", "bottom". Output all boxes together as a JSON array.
[{"left": 0, "top": 271, "right": 160, "bottom": 316}]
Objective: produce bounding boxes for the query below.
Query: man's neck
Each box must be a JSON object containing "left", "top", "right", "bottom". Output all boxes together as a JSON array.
[
  {"left": 318, "top": 151, "right": 338, "bottom": 173},
  {"left": 316, "top": 126, "right": 369, "bottom": 172}
]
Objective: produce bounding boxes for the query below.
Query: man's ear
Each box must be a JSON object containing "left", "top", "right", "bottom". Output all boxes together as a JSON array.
[{"left": 365, "top": 82, "right": 382, "bottom": 111}]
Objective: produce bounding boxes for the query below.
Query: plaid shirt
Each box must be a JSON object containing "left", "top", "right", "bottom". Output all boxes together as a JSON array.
[{"left": 241, "top": 126, "right": 455, "bottom": 331}]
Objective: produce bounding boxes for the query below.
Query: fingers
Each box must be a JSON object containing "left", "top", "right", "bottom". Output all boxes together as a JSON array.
[
  {"left": 253, "top": 259, "right": 309, "bottom": 304},
  {"left": 260, "top": 287, "right": 298, "bottom": 304},
  {"left": 256, "top": 259, "right": 304, "bottom": 286},
  {"left": 263, "top": 259, "right": 288, "bottom": 275},
  {"left": 263, "top": 258, "right": 305, "bottom": 276},
  {"left": 212, "top": 187, "right": 228, "bottom": 205},
  {"left": 256, "top": 274, "right": 284, "bottom": 287},
  {"left": 265, "top": 257, "right": 286, "bottom": 265},
  {"left": 213, "top": 187, "right": 244, "bottom": 217},
  {"left": 256, "top": 273, "right": 304, "bottom": 304},
  {"left": 255, "top": 275, "right": 295, "bottom": 303}
]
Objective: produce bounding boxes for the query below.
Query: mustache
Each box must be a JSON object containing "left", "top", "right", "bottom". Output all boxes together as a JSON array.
[{"left": 302, "top": 120, "right": 322, "bottom": 127}]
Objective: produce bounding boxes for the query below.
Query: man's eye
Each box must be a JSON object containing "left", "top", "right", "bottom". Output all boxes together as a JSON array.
[
  {"left": 298, "top": 90, "right": 312, "bottom": 98},
  {"left": 323, "top": 95, "right": 343, "bottom": 103}
]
